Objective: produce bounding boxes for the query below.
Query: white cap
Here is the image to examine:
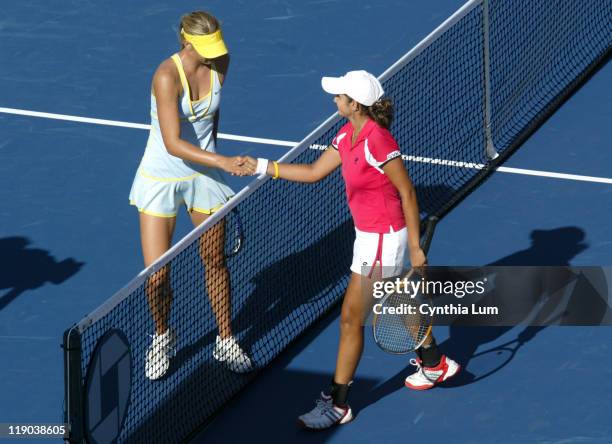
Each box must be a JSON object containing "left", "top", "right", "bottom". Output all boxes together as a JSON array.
[{"left": 321, "top": 70, "right": 384, "bottom": 106}]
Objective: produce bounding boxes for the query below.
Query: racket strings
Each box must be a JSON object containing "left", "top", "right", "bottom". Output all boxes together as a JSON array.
[{"left": 374, "top": 292, "right": 430, "bottom": 354}]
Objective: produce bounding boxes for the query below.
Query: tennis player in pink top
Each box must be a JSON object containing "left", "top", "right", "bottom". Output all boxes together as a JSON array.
[{"left": 248, "top": 70, "right": 460, "bottom": 429}]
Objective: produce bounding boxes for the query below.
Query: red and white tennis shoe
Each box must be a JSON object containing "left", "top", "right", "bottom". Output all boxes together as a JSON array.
[{"left": 404, "top": 355, "right": 460, "bottom": 390}]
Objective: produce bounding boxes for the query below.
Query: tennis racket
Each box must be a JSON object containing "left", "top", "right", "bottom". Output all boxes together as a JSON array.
[
  {"left": 372, "top": 216, "right": 438, "bottom": 354},
  {"left": 224, "top": 208, "right": 245, "bottom": 258}
]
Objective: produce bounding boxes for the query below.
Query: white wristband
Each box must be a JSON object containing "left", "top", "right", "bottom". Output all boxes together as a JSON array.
[{"left": 256, "top": 158, "right": 269, "bottom": 175}]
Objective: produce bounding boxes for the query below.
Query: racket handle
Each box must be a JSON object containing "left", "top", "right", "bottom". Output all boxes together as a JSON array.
[{"left": 420, "top": 216, "right": 438, "bottom": 255}]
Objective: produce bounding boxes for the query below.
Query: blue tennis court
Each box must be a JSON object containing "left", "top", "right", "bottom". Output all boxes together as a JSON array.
[{"left": 1, "top": 1, "right": 610, "bottom": 443}]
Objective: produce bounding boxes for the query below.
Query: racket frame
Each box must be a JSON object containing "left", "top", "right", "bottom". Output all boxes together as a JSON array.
[
  {"left": 224, "top": 208, "right": 245, "bottom": 258},
  {"left": 372, "top": 216, "right": 438, "bottom": 354}
]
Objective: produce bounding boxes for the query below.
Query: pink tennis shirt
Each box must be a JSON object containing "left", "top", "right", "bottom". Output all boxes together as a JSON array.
[{"left": 331, "top": 119, "right": 406, "bottom": 233}]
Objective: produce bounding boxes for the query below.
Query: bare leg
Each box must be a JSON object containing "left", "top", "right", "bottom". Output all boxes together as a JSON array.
[
  {"left": 139, "top": 213, "right": 176, "bottom": 335},
  {"left": 334, "top": 272, "right": 376, "bottom": 384},
  {"left": 190, "top": 211, "right": 232, "bottom": 339}
]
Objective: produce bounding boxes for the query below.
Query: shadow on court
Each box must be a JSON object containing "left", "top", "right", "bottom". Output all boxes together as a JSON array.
[
  {"left": 137, "top": 182, "right": 466, "bottom": 442},
  {"left": 168, "top": 219, "right": 354, "bottom": 373},
  {"left": 0, "top": 236, "right": 83, "bottom": 310},
  {"left": 104, "top": 214, "right": 611, "bottom": 444},
  {"left": 358, "top": 226, "right": 612, "bottom": 410},
  {"left": 188, "top": 303, "right": 378, "bottom": 444},
  {"left": 415, "top": 184, "right": 460, "bottom": 217}
]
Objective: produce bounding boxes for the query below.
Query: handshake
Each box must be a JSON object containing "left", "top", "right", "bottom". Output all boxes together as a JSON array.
[{"left": 223, "top": 156, "right": 273, "bottom": 177}]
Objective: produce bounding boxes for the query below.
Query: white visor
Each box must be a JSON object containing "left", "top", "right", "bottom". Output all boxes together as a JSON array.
[{"left": 321, "top": 70, "right": 384, "bottom": 106}]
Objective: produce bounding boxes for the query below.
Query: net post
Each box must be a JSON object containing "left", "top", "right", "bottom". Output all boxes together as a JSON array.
[
  {"left": 482, "top": 0, "right": 499, "bottom": 160},
  {"left": 63, "top": 326, "right": 84, "bottom": 443}
]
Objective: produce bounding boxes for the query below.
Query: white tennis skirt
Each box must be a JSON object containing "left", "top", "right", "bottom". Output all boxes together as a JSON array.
[
  {"left": 129, "top": 168, "right": 234, "bottom": 218},
  {"left": 350, "top": 226, "right": 408, "bottom": 278}
]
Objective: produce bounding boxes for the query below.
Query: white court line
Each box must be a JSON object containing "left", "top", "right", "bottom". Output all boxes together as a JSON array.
[
  {"left": 0, "top": 106, "right": 296, "bottom": 147},
  {"left": 496, "top": 166, "right": 612, "bottom": 184},
  {"left": 404, "top": 155, "right": 612, "bottom": 185},
  {"left": 2, "top": 106, "right": 611, "bottom": 185},
  {"left": 0, "top": 336, "right": 55, "bottom": 341}
]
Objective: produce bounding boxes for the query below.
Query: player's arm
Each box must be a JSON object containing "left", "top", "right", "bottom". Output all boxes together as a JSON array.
[
  {"left": 212, "top": 55, "right": 230, "bottom": 145},
  {"left": 154, "top": 62, "right": 244, "bottom": 174},
  {"left": 245, "top": 147, "right": 341, "bottom": 183},
  {"left": 243, "top": 145, "right": 342, "bottom": 183},
  {"left": 383, "top": 158, "right": 426, "bottom": 267}
]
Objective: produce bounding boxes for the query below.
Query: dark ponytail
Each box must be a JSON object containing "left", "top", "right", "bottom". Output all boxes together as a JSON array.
[{"left": 365, "top": 98, "right": 394, "bottom": 129}]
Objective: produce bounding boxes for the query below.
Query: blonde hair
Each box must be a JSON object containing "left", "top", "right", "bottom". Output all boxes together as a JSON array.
[{"left": 179, "top": 11, "right": 220, "bottom": 45}]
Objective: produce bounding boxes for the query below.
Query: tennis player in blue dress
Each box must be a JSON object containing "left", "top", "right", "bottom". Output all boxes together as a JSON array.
[{"left": 129, "top": 11, "right": 253, "bottom": 379}]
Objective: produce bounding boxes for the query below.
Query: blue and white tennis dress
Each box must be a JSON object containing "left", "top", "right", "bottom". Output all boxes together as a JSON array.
[{"left": 129, "top": 54, "right": 234, "bottom": 217}]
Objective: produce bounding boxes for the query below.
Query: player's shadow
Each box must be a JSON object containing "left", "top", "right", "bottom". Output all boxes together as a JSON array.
[
  {"left": 358, "top": 226, "right": 600, "bottom": 410},
  {"left": 0, "top": 236, "right": 84, "bottom": 310},
  {"left": 443, "top": 226, "right": 611, "bottom": 387}
]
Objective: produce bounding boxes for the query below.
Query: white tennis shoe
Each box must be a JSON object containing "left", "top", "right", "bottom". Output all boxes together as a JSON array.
[
  {"left": 145, "top": 329, "right": 177, "bottom": 380},
  {"left": 297, "top": 392, "right": 353, "bottom": 430},
  {"left": 212, "top": 335, "right": 253, "bottom": 373},
  {"left": 404, "top": 355, "right": 460, "bottom": 390}
]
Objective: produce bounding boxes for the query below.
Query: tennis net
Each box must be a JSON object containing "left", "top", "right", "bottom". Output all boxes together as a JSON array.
[{"left": 63, "top": 0, "right": 610, "bottom": 442}]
